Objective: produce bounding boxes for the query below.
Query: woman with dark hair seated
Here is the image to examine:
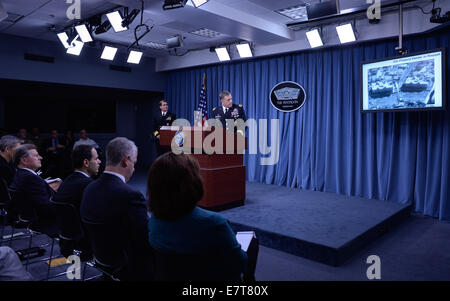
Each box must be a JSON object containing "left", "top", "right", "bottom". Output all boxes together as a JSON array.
[{"left": 147, "top": 153, "right": 248, "bottom": 281}]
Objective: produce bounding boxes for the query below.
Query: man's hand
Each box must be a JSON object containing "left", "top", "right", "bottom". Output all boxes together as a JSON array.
[
  {"left": 156, "top": 135, "right": 160, "bottom": 140},
  {"left": 49, "top": 181, "right": 62, "bottom": 192},
  {"left": 56, "top": 144, "right": 65, "bottom": 149}
]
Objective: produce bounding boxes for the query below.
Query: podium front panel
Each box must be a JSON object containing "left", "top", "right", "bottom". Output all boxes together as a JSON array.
[{"left": 198, "top": 165, "right": 246, "bottom": 210}]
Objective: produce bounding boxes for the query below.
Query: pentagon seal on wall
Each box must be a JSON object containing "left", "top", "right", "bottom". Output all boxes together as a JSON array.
[{"left": 270, "top": 81, "right": 306, "bottom": 112}]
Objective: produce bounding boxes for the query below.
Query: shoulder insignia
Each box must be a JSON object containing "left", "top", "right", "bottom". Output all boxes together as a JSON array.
[
  {"left": 238, "top": 104, "right": 243, "bottom": 107},
  {"left": 212, "top": 107, "right": 216, "bottom": 111}
]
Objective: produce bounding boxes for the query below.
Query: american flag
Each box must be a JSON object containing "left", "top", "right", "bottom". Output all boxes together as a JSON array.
[{"left": 196, "top": 74, "right": 208, "bottom": 126}]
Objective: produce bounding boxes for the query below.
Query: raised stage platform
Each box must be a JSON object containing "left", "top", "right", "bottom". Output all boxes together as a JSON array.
[{"left": 220, "top": 182, "right": 412, "bottom": 266}]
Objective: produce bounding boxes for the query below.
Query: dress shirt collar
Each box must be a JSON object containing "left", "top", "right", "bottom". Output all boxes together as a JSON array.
[
  {"left": 20, "top": 168, "right": 38, "bottom": 176},
  {"left": 223, "top": 106, "right": 229, "bottom": 114},
  {"left": 103, "top": 171, "right": 126, "bottom": 183},
  {"left": 74, "top": 170, "right": 90, "bottom": 178}
]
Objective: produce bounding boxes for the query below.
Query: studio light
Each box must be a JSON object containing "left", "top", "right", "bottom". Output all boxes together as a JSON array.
[
  {"left": 163, "top": 0, "right": 188, "bottom": 10},
  {"left": 66, "top": 29, "right": 79, "bottom": 47},
  {"left": 106, "top": 11, "right": 128, "bottom": 32},
  {"left": 66, "top": 40, "right": 84, "bottom": 56},
  {"left": 215, "top": 47, "right": 230, "bottom": 61},
  {"left": 57, "top": 32, "right": 71, "bottom": 49},
  {"left": 336, "top": 23, "right": 356, "bottom": 44},
  {"left": 75, "top": 24, "right": 93, "bottom": 43},
  {"left": 236, "top": 43, "right": 253, "bottom": 58},
  {"left": 95, "top": 18, "right": 111, "bottom": 35},
  {"left": 191, "top": 0, "right": 209, "bottom": 8},
  {"left": 101, "top": 45, "right": 118, "bottom": 61},
  {"left": 127, "top": 50, "right": 143, "bottom": 64},
  {"left": 121, "top": 9, "right": 140, "bottom": 28},
  {"left": 306, "top": 29, "right": 323, "bottom": 48}
]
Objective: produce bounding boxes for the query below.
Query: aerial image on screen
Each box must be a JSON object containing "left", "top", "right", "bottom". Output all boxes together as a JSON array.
[{"left": 361, "top": 50, "right": 444, "bottom": 111}]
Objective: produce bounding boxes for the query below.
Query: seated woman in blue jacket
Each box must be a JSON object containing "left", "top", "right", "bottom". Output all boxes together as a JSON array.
[{"left": 147, "top": 152, "right": 248, "bottom": 281}]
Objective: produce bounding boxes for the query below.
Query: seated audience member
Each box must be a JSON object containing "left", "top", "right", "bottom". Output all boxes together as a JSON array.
[
  {"left": 62, "top": 130, "right": 75, "bottom": 177},
  {"left": 16, "top": 128, "right": 33, "bottom": 145},
  {"left": 43, "top": 129, "right": 66, "bottom": 179},
  {"left": 10, "top": 144, "right": 60, "bottom": 231},
  {"left": 30, "top": 127, "right": 43, "bottom": 152},
  {"left": 0, "top": 246, "right": 34, "bottom": 281},
  {"left": 0, "top": 135, "right": 21, "bottom": 185},
  {"left": 81, "top": 137, "right": 152, "bottom": 280},
  {"left": 57, "top": 145, "right": 99, "bottom": 210},
  {"left": 147, "top": 153, "right": 250, "bottom": 281},
  {"left": 55, "top": 145, "right": 101, "bottom": 259},
  {"left": 73, "top": 129, "right": 99, "bottom": 150}
]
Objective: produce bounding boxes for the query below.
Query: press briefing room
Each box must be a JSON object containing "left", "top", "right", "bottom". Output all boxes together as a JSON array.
[{"left": 0, "top": 0, "right": 449, "bottom": 289}]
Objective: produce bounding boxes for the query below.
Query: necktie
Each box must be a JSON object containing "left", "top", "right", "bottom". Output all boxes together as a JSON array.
[{"left": 225, "top": 108, "right": 228, "bottom": 114}]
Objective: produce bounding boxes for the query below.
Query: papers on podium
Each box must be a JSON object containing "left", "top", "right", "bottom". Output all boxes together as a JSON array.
[{"left": 236, "top": 231, "right": 256, "bottom": 252}]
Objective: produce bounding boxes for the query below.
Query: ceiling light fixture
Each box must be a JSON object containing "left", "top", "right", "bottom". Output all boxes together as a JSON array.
[
  {"left": 121, "top": 8, "right": 140, "bottom": 28},
  {"left": 66, "top": 28, "right": 79, "bottom": 47},
  {"left": 163, "top": 0, "right": 188, "bottom": 10},
  {"left": 336, "top": 23, "right": 356, "bottom": 44},
  {"left": 95, "top": 18, "right": 111, "bottom": 35},
  {"left": 306, "top": 29, "right": 323, "bottom": 48},
  {"left": 101, "top": 45, "right": 118, "bottom": 61},
  {"left": 236, "top": 43, "right": 253, "bottom": 58},
  {"left": 190, "top": 0, "right": 209, "bottom": 8},
  {"left": 215, "top": 47, "right": 230, "bottom": 61},
  {"left": 106, "top": 11, "right": 128, "bottom": 32},
  {"left": 57, "top": 32, "right": 71, "bottom": 49},
  {"left": 75, "top": 24, "right": 93, "bottom": 43},
  {"left": 66, "top": 39, "right": 84, "bottom": 56},
  {"left": 127, "top": 50, "right": 143, "bottom": 64}
]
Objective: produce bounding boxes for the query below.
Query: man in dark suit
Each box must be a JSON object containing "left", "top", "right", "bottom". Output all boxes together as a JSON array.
[
  {"left": 55, "top": 144, "right": 101, "bottom": 259},
  {"left": 212, "top": 90, "right": 247, "bottom": 135},
  {"left": 0, "top": 135, "right": 20, "bottom": 205},
  {"left": 153, "top": 100, "right": 176, "bottom": 156},
  {"left": 10, "top": 144, "right": 61, "bottom": 232},
  {"left": 81, "top": 137, "right": 153, "bottom": 280},
  {"left": 0, "top": 135, "right": 20, "bottom": 185}
]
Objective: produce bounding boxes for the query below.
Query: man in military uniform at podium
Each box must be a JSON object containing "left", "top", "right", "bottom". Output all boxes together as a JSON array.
[
  {"left": 212, "top": 91, "right": 246, "bottom": 135},
  {"left": 153, "top": 100, "right": 176, "bottom": 156}
]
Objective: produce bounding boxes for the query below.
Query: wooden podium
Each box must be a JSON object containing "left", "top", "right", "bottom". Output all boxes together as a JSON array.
[{"left": 159, "top": 126, "right": 246, "bottom": 211}]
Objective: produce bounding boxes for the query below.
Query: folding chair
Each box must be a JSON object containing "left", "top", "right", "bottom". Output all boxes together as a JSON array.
[
  {"left": 82, "top": 218, "right": 127, "bottom": 281},
  {"left": 50, "top": 199, "right": 93, "bottom": 280}
]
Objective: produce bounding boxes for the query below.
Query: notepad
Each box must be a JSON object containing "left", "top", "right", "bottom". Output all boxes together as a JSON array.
[{"left": 236, "top": 231, "right": 256, "bottom": 252}]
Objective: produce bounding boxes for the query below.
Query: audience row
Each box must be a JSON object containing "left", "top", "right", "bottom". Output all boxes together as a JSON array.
[
  {"left": 0, "top": 135, "right": 256, "bottom": 281},
  {"left": 0, "top": 128, "right": 99, "bottom": 180}
]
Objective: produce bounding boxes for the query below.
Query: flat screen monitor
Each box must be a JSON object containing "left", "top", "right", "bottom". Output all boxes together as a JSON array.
[{"left": 361, "top": 49, "right": 446, "bottom": 112}]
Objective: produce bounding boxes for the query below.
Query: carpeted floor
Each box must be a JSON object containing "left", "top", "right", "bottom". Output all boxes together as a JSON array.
[{"left": 254, "top": 213, "right": 450, "bottom": 281}]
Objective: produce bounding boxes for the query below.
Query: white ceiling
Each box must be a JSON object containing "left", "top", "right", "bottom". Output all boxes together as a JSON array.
[{"left": 0, "top": 0, "right": 446, "bottom": 70}]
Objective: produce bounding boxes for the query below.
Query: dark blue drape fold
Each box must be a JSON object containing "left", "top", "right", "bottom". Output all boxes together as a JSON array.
[{"left": 165, "top": 26, "right": 450, "bottom": 221}]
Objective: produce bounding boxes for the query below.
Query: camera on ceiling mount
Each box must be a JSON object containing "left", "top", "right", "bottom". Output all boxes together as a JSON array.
[{"left": 429, "top": 6, "right": 450, "bottom": 24}]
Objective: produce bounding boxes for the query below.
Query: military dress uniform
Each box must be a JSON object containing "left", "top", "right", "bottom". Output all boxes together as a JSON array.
[
  {"left": 212, "top": 104, "right": 246, "bottom": 135},
  {"left": 153, "top": 111, "right": 176, "bottom": 156}
]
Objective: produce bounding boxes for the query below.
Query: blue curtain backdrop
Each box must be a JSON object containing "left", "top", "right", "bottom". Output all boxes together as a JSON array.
[{"left": 165, "top": 25, "right": 450, "bottom": 221}]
